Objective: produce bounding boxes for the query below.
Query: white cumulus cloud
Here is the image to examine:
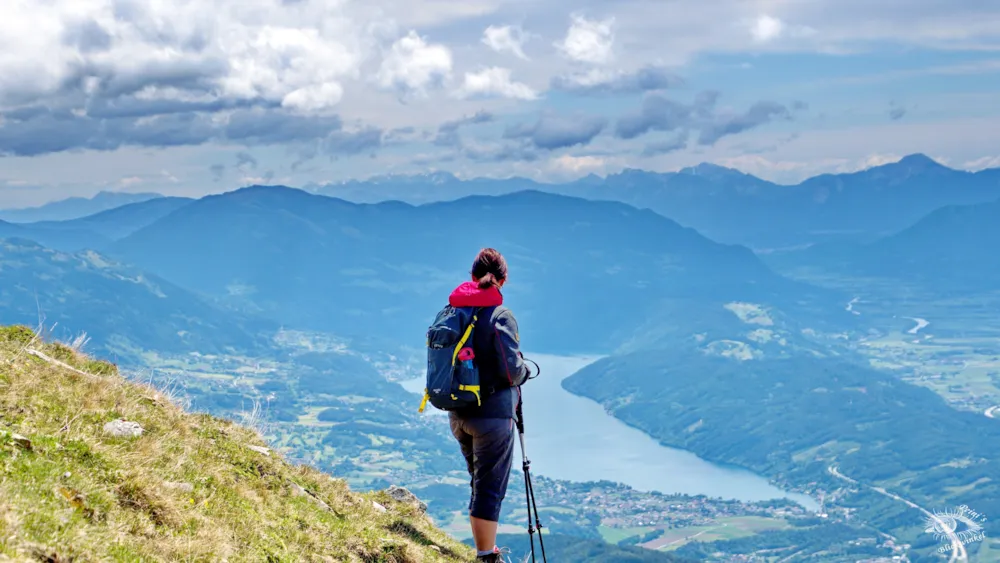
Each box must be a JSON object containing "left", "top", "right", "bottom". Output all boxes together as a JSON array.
[
  {"left": 376, "top": 30, "right": 453, "bottom": 97},
  {"left": 456, "top": 67, "right": 538, "bottom": 100},
  {"left": 749, "top": 14, "right": 817, "bottom": 44},
  {"left": 0, "top": 0, "right": 363, "bottom": 114},
  {"left": 281, "top": 83, "right": 346, "bottom": 114},
  {"left": 859, "top": 153, "right": 903, "bottom": 169},
  {"left": 482, "top": 25, "right": 529, "bottom": 60},
  {"left": 556, "top": 14, "right": 615, "bottom": 64},
  {"left": 965, "top": 155, "right": 1000, "bottom": 171},
  {"left": 550, "top": 154, "right": 606, "bottom": 173},
  {"left": 752, "top": 15, "right": 785, "bottom": 42}
]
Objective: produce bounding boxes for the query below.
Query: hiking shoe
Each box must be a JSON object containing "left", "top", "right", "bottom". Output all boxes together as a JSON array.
[{"left": 475, "top": 546, "right": 511, "bottom": 563}]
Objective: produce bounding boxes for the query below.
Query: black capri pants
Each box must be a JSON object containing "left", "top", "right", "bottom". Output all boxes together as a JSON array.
[{"left": 449, "top": 414, "right": 516, "bottom": 522}]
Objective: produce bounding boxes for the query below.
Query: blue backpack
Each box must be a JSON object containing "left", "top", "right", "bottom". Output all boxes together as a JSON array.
[{"left": 418, "top": 305, "right": 484, "bottom": 413}]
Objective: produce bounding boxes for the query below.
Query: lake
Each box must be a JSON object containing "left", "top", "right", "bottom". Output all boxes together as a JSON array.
[{"left": 403, "top": 353, "right": 819, "bottom": 511}]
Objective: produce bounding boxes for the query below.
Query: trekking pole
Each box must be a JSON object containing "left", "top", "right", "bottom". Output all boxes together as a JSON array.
[{"left": 515, "top": 392, "right": 547, "bottom": 563}]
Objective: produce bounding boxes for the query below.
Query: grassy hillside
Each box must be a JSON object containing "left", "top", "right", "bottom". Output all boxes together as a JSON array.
[{"left": 0, "top": 325, "right": 472, "bottom": 562}]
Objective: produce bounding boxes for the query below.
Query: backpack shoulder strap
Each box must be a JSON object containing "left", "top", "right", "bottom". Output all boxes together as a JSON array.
[{"left": 451, "top": 307, "right": 480, "bottom": 366}]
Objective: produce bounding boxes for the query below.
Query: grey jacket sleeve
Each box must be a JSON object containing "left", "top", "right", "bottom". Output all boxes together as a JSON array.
[{"left": 493, "top": 308, "right": 529, "bottom": 387}]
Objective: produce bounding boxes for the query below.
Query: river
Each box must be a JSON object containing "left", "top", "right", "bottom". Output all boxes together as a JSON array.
[
  {"left": 402, "top": 353, "right": 819, "bottom": 511},
  {"left": 904, "top": 317, "right": 930, "bottom": 334}
]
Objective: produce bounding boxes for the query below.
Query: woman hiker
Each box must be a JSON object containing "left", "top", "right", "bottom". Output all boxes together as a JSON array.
[{"left": 446, "top": 248, "right": 531, "bottom": 562}]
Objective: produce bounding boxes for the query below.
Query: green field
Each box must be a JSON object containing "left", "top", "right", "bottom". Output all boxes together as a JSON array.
[
  {"left": 770, "top": 271, "right": 1000, "bottom": 412},
  {"left": 598, "top": 526, "right": 657, "bottom": 544},
  {"left": 440, "top": 511, "right": 524, "bottom": 540},
  {"left": 859, "top": 330, "right": 1000, "bottom": 411},
  {"left": 651, "top": 516, "right": 791, "bottom": 550},
  {"left": 296, "top": 406, "right": 339, "bottom": 427},
  {"left": 594, "top": 516, "right": 791, "bottom": 551},
  {"left": 972, "top": 539, "right": 1000, "bottom": 562}
]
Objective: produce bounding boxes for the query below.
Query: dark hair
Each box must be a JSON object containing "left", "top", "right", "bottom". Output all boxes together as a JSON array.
[{"left": 471, "top": 248, "right": 508, "bottom": 289}]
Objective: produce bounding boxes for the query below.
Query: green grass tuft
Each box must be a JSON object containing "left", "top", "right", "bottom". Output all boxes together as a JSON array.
[{"left": 0, "top": 324, "right": 36, "bottom": 346}]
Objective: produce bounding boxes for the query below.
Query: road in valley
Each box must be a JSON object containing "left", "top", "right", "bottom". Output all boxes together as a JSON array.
[{"left": 828, "top": 466, "right": 967, "bottom": 563}]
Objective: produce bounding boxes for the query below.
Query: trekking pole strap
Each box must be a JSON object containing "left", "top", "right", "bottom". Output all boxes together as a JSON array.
[{"left": 524, "top": 357, "right": 541, "bottom": 380}]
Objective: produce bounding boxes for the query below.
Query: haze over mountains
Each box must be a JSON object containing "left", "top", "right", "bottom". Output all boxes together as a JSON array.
[
  {"left": 7, "top": 154, "right": 998, "bottom": 254},
  {"left": 766, "top": 198, "right": 1000, "bottom": 292},
  {"left": 0, "top": 191, "right": 164, "bottom": 223},
  {"left": 108, "top": 185, "right": 834, "bottom": 356},
  {"left": 0, "top": 182, "right": 837, "bottom": 365},
  {"left": 3, "top": 153, "right": 996, "bottom": 358},
  {"left": 0, "top": 239, "right": 269, "bottom": 354},
  {"left": 0, "top": 197, "right": 194, "bottom": 254},
  {"left": 313, "top": 154, "right": 1000, "bottom": 248},
  {"left": 29, "top": 196, "right": 194, "bottom": 242},
  {"left": 0, "top": 179, "right": 845, "bottom": 360},
  {"left": 1, "top": 153, "right": 998, "bottom": 560}
]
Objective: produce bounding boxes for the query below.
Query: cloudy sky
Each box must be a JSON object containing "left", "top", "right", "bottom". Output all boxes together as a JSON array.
[{"left": 2, "top": 0, "right": 1000, "bottom": 207}]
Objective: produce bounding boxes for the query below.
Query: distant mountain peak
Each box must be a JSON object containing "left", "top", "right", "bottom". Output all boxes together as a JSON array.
[
  {"left": 679, "top": 162, "right": 744, "bottom": 178},
  {"left": 426, "top": 171, "right": 459, "bottom": 184},
  {"left": 897, "top": 153, "right": 947, "bottom": 170},
  {"left": 224, "top": 184, "right": 318, "bottom": 202},
  {"left": 879, "top": 153, "right": 950, "bottom": 174},
  {"left": 92, "top": 190, "right": 163, "bottom": 201},
  {"left": 237, "top": 184, "right": 298, "bottom": 193},
  {"left": 376, "top": 171, "right": 459, "bottom": 184},
  {"left": 898, "top": 153, "right": 940, "bottom": 165},
  {"left": 845, "top": 153, "right": 955, "bottom": 183},
  {"left": 333, "top": 171, "right": 460, "bottom": 186},
  {"left": 575, "top": 172, "right": 606, "bottom": 186},
  {"left": 610, "top": 167, "right": 660, "bottom": 180}
]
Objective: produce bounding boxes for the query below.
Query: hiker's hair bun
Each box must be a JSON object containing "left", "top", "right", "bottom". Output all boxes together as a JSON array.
[{"left": 471, "top": 248, "right": 507, "bottom": 289}]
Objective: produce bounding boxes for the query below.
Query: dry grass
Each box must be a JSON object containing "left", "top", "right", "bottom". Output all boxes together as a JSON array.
[{"left": 0, "top": 325, "right": 474, "bottom": 563}]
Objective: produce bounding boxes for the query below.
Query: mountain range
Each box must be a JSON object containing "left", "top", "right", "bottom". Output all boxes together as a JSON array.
[
  {"left": 0, "top": 238, "right": 270, "bottom": 356},
  {"left": 0, "top": 182, "right": 858, "bottom": 370},
  {"left": 0, "top": 190, "right": 164, "bottom": 223},
  {"left": 28, "top": 196, "right": 194, "bottom": 241},
  {"left": 764, "top": 198, "right": 1000, "bottom": 292},
  {"left": 104, "top": 185, "right": 845, "bottom": 355},
  {"left": 5, "top": 174, "right": 992, "bottom": 358},
  {"left": 0, "top": 197, "right": 193, "bottom": 254},
  {"left": 314, "top": 154, "right": 1000, "bottom": 249},
  {"left": 0, "top": 168, "right": 996, "bottom": 559},
  {"left": 11, "top": 154, "right": 998, "bottom": 252},
  {"left": 0, "top": 218, "right": 107, "bottom": 254}
]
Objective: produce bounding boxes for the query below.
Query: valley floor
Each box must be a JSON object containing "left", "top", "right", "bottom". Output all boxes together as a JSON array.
[
  {"left": 105, "top": 294, "right": 1000, "bottom": 562},
  {"left": 777, "top": 270, "right": 1000, "bottom": 416},
  {"left": 132, "top": 341, "right": 812, "bottom": 554}
]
